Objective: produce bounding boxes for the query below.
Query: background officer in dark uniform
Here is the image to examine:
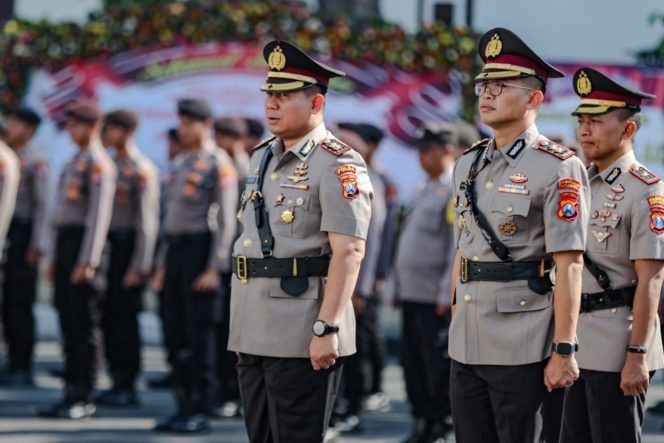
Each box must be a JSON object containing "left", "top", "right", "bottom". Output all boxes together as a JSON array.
[
  {"left": 1, "top": 106, "right": 48, "bottom": 387},
  {"left": 152, "top": 98, "right": 238, "bottom": 433},
  {"left": 97, "top": 109, "right": 159, "bottom": 406},
  {"left": 562, "top": 68, "right": 664, "bottom": 443},
  {"left": 393, "top": 122, "right": 457, "bottom": 443},
  {"left": 228, "top": 41, "right": 373, "bottom": 443},
  {"left": 449, "top": 29, "right": 590, "bottom": 442},
  {"left": 40, "top": 100, "right": 117, "bottom": 419}
]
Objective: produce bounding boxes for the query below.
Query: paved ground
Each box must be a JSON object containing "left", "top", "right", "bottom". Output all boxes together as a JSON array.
[{"left": 0, "top": 303, "right": 663, "bottom": 442}]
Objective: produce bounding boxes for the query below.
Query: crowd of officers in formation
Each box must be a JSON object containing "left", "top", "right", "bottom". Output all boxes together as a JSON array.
[{"left": 0, "top": 28, "right": 663, "bottom": 443}]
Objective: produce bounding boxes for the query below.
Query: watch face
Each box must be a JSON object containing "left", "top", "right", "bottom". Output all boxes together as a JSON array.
[
  {"left": 556, "top": 342, "right": 573, "bottom": 355},
  {"left": 313, "top": 321, "right": 326, "bottom": 336}
]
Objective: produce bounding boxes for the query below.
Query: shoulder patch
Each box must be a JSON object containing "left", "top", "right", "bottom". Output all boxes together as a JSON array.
[
  {"left": 320, "top": 138, "right": 352, "bottom": 156},
  {"left": 629, "top": 163, "right": 660, "bottom": 185},
  {"left": 536, "top": 139, "right": 574, "bottom": 160},
  {"left": 462, "top": 138, "right": 491, "bottom": 156},
  {"left": 252, "top": 135, "right": 276, "bottom": 152}
]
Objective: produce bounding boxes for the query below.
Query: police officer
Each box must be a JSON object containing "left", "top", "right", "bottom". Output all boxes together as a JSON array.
[
  {"left": 561, "top": 68, "right": 664, "bottom": 443},
  {"left": 97, "top": 109, "right": 159, "bottom": 406},
  {"left": 243, "top": 118, "right": 265, "bottom": 155},
  {"left": 394, "top": 122, "right": 456, "bottom": 443},
  {"left": 152, "top": 99, "right": 238, "bottom": 433},
  {"left": 214, "top": 117, "right": 250, "bottom": 181},
  {"left": 228, "top": 41, "right": 372, "bottom": 442},
  {"left": 1, "top": 106, "right": 48, "bottom": 386},
  {"left": 330, "top": 123, "right": 386, "bottom": 433},
  {"left": 449, "top": 28, "right": 590, "bottom": 442},
  {"left": 40, "top": 100, "right": 117, "bottom": 419}
]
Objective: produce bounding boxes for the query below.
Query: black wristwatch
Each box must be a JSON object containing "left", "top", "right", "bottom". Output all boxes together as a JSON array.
[
  {"left": 312, "top": 320, "right": 339, "bottom": 337},
  {"left": 551, "top": 342, "right": 578, "bottom": 357},
  {"left": 626, "top": 345, "right": 647, "bottom": 354}
]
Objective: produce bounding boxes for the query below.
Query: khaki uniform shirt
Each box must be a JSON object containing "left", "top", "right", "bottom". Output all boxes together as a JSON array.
[
  {"left": 450, "top": 125, "right": 590, "bottom": 365},
  {"left": 394, "top": 172, "right": 455, "bottom": 305},
  {"left": 578, "top": 150, "right": 664, "bottom": 372},
  {"left": 13, "top": 145, "right": 49, "bottom": 252},
  {"left": 0, "top": 141, "right": 20, "bottom": 255},
  {"left": 228, "top": 123, "right": 373, "bottom": 358},
  {"left": 53, "top": 139, "right": 117, "bottom": 268},
  {"left": 162, "top": 141, "right": 238, "bottom": 272},
  {"left": 109, "top": 145, "right": 160, "bottom": 275}
]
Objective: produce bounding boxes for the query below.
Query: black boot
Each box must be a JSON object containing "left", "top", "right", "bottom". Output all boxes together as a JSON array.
[{"left": 39, "top": 386, "right": 96, "bottom": 420}]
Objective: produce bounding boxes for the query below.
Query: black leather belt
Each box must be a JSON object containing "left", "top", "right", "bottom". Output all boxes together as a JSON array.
[
  {"left": 580, "top": 286, "right": 636, "bottom": 313},
  {"left": 232, "top": 255, "right": 330, "bottom": 283},
  {"left": 460, "top": 257, "right": 550, "bottom": 283}
]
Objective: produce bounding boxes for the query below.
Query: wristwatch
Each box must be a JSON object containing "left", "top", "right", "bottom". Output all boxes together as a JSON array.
[
  {"left": 626, "top": 345, "right": 647, "bottom": 354},
  {"left": 312, "top": 320, "right": 339, "bottom": 337},
  {"left": 551, "top": 342, "right": 578, "bottom": 357}
]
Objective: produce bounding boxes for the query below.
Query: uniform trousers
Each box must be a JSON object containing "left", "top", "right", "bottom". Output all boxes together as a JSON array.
[
  {"left": 162, "top": 231, "right": 220, "bottom": 412},
  {"left": 401, "top": 301, "right": 451, "bottom": 423},
  {"left": 217, "top": 272, "right": 240, "bottom": 403},
  {"left": 562, "top": 369, "right": 653, "bottom": 443},
  {"left": 1, "top": 220, "right": 37, "bottom": 371},
  {"left": 54, "top": 226, "right": 103, "bottom": 402},
  {"left": 102, "top": 230, "right": 143, "bottom": 390},
  {"left": 450, "top": 359, "right": 547, "bottom": 443},
  {"left": 237, "top": 353, "right": 344, "bottom": 443}
]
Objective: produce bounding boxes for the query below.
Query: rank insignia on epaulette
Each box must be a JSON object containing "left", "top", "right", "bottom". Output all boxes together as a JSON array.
[
  {"left": 321, "top": 139, "right": 351, "bottom": 156},
  {"left": 463, "top": 138, "right": 491, "bottom": 155},
  {"left": 630, "top": 164, "right": 660, "bottom": 185},
  {"left": 252, "top": 135, "right": 276, "bottom": 152},
  {"left": 537, "top": 140, "right": 574, "bottom": 160}
]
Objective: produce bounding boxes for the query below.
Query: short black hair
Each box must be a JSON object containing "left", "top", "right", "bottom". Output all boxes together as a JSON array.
[{"left": 614, "top": 108, "right": 643, "bottom": 130}]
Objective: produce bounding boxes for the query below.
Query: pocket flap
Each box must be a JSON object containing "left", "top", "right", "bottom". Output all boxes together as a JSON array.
[
  {"left": 491, "top": 194, "right": 531, "bottom": 216},
  {"left": 497, "top": 290, "right": 552, "bottom": 313}
]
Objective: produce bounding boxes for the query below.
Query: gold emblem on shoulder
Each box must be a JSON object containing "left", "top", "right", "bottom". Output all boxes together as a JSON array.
[
  {"left": 268, "top": 45, "right": 287, "bottom": 71},
  {"left": 576, "top": 71, "right": 592, "bottom": 96},
  {"left": 485, "top": 33, "right": 503, "bottom": 59}
]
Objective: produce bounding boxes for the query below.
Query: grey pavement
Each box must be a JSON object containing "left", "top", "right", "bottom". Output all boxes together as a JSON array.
[{"left": 0, "top": 303, "right": 662, "bottom": 442}]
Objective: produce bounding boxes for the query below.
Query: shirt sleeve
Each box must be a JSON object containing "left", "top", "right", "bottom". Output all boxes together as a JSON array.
[
  {"left": 78, "top": 157, "right": 117, "bottom": 268},
  {"left": 629, "top": 182, "right": 664, "bottom": 261},
  {"left": 319, "top": 151, "right": 373, "bottom": 240},
  {"left": 129, "top": 162, "right": 160, "bottom": 275},
  {"left": 0, "top": 148, "right": 19, "bottom": 255},
  {"left": 207, "top": 158, "right": 239, "bottom": 272},
  {"left": 30, "top": 158, "right": 51, "bottom": 253},
  {"left": 543, "top": 156, "right": 590, "bottom": 254}
]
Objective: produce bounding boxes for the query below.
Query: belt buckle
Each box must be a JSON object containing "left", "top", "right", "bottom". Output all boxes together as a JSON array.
[
  {"left": 236, "top": 255, "right": 248, "bottom": 284},
  {"left": 460, "top": 257, "right": 469, "bottom": 283}
]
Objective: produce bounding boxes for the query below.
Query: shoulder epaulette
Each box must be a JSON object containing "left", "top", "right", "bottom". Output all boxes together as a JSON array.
[
  {"left": 462, "top": 138, "right": 491, "bottom": 155},
  {"left": 320, "top": 138, "right": 352, "bottom": 156},
  {"left": 629, "top": 163, "right": 660, "bottom": 185},
  {"left": 536, "top": 139, "right": 574, "bottom": 160},
  {"left": 252, "top": 135, "right": 276, "bottom": 152}
]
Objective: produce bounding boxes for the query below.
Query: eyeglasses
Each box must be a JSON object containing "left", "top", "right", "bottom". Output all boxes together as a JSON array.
[{"left": 474, "top": 81, "right": 538, "bottom": 97}]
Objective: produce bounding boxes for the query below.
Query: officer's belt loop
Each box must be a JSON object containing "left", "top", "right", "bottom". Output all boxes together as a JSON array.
[
  {"left": 460, "top": 257, "right": 469, "bottom": 283},
  {"left": 539, "top": 259, "right": 545, "bottom": 278},
  {"left": 237, "top": 255, "right": 248, "bottom": 284}
]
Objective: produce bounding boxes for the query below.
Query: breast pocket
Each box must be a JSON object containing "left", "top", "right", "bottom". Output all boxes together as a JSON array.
[
  {"left": 273, "top": 195, "right": 311, "bottom": 239},
  {"left": 490, "top": 194, "right": 531, "bottom": 242},
  {"left": 496, "top": 285, "right": 552, "bottom": 313},
  {"left": 589, "top": 216, "right": 621, "bottom": 254},
  {"left": 415, "top": 201, "right": 446, "bottom": 233}
]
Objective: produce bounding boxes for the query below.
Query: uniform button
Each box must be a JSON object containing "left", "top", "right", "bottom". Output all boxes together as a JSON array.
[
  {"left": 507, "top": 205, "right": 513, "bottom": 213},
  {"left": 270, "top": 173, "right": 279, "bottom": 181},
  {"left": 485, "top": 180, "right": 494, "bottom": 190},
  {"left": 463, "top": 294, "right": 472, "bottom": 303},
  {"left": 611, "top": 308, "right": 618, "bottom": 314},
  {"left": 519, "top": 299, "right": 527, "bottom": 307},
  {"left": 472, "top": 256, "right": 479, "bottom": 261},
  {"left": 287, "top": 199, "right": 294, "bottom": 205},
  {"left": 243, "top": 239, "right": 252, "bottom": 248},
  {"left": 296, "top": 197, "right": 304, "bottom": 206}
]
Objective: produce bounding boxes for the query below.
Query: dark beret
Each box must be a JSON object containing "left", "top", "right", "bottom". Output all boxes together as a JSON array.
[
  {"left": 13, "top": 106, "right": 42, "bottom": 127},
  {"left": 177, "top": 98, "right": 212, "bottom": 121},
  {"left": 65, "top": 99, "right": 102, "bottom": 124},
  {"left": 214, "top": 117, "right": 248, "bottom": 137},
  {"left": 244, "top": 118, "right": 264, "bottom": 138},
  {"left": 104, "top": 109, "right": 138, "bottom": 130}
]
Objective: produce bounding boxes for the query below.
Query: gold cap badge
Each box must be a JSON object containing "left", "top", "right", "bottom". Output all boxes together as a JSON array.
[
  {"left": 485, "top": 33, "right": 503, "bottom": 59},
  {"left": 576, "top": 71, "right": 592, "bottom": 96},
  {"left": 268, "top": 45, "right": 287, "bottom": 71}
]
